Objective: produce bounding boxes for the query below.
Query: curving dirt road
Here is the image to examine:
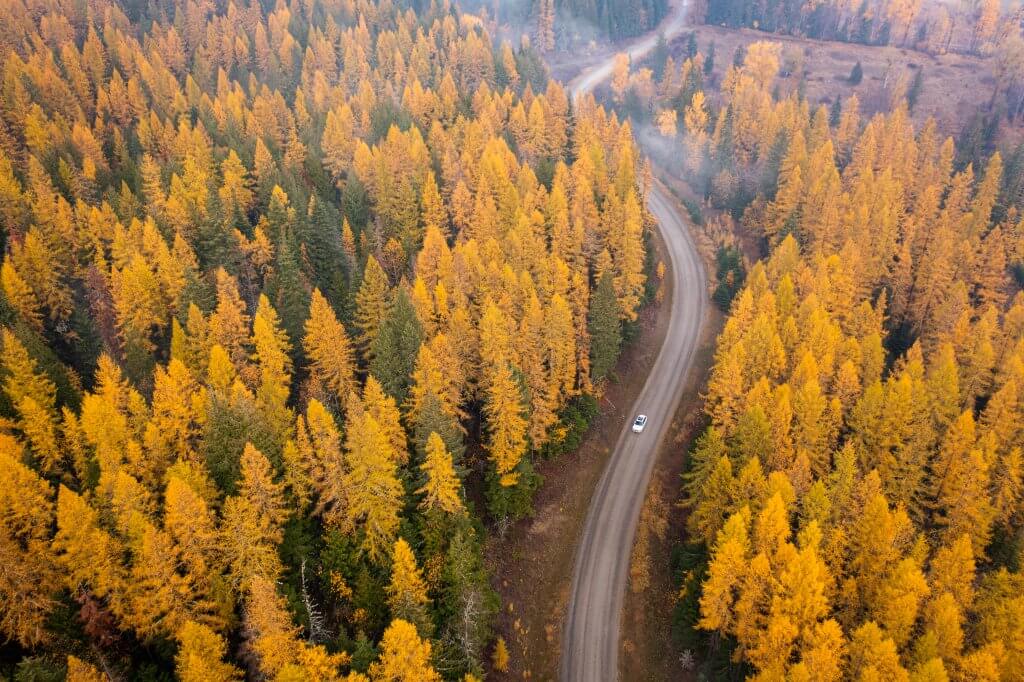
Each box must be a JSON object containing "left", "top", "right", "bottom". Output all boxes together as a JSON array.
[{"left": 561, "top": 3, "right": 706, "bottom": 680}]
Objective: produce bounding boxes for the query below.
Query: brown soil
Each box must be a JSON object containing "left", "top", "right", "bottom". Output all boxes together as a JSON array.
[{"left": 484, "top": 222, "right": 674, "bottom": 681}]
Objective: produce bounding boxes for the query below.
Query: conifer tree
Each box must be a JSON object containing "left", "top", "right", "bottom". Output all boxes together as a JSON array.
[
  {"left": 0, "top": 435, "right": 59, "bottom": 646},
  {"left": 221, "top": 444, "right": 288, "bottom": 587},
  {"left": 304, "top": 288, "right": 357, "bottom": 410},
  {"left": 175, "top": 621, "right": 244, "bottom": 682},
  {"left": 209, "top": 269, "right": 252, "bottom": 380},
  {"left": 1, "top": 329, "right": 57, "bottom": 417},
  {"left": 292, "top": 400, "right": 347, "bottom": 524},
  {"left": 418, "top": 432, "right": 464, "bottom": 515},
  {"left": 52, "top": 485, "right": 126, "bottom": 618},
  {"left": 369, "top": 288, "right": 424, "bottom": 405},
  {"left": 386, "top": 538, "right": 433, "bottom": 637},
  {"left": 344, "top": 409, "right": 403, "bottom": 562},
  {"left": 588, "top": 271, "right": 621, "bottom": 383},
  {"left": 252, "top": 295, "right": 294, "bottom": 453},
  {"left": 355, "top": 256, "right": 391, "bottom": 364},
  {"left": 244, "top": 575, "right": 302, "bottom": 677},
  {"left": 484, "top": 362, "right": 528, "bottom": 488},
  {"left": 369, "top": 619, "right": 442, "bottom": 681}
]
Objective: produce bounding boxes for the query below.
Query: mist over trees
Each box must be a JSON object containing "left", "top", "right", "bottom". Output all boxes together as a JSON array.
[
  {"left": 0, "top": 0, "right": 653, "bottom": 677},
  {"left": 632, "top": 36, "right": 1024, "bottom": 682},
  {"left": 472, "top": 0, "right": 669, "bottom": 46}
]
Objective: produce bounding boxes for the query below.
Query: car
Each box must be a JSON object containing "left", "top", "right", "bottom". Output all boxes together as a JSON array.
[{"left": 632, "top": 414, "right": 648, "bottom": 433}]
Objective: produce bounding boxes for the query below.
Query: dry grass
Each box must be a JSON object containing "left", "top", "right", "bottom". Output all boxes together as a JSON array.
[{"left": 679, "top": 24, "right": 999, "bottom": 138}]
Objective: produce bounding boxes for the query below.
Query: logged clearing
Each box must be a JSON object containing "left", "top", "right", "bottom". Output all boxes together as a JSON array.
[{"left": 679, "top": 24, "right": 999, "bottom": 137}]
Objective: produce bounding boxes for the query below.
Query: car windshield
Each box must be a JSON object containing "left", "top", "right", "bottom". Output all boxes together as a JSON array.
[{"left": 635, "top": 417, "right": 644, "bottom": 424}]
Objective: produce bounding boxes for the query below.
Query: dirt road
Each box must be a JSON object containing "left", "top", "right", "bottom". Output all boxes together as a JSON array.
[{"left": 561, "top": 3, "right": 706, "bottom": 680}]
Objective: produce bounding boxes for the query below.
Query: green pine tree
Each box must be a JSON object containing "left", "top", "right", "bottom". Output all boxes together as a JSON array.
[
  {"left": 369, "top": 288, "right": 424, "bottom": 405},
  {"left": 588, "top": 271, "right": 622, "bottom": 383}
]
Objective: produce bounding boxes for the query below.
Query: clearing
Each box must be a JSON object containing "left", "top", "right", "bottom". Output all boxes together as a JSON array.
[{"left": 676, "top": 24, "right": 1000, "bottom": 137}]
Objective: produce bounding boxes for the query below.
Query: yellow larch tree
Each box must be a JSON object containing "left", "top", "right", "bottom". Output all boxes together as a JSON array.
[
  {"left": 1, "top": 329, "right": 61, "bottom": 473},
  {"left": 416, "top": 224, "right": 454, "bottom": 291},
  {"left": 245, "top": 576, "right": 350, "bottom": 681},
  {"left": 872, "top": 556, "right": 930, "bottom": 649},
  {"left": 111, "top": 255, "right": 166, "bottom": 353},
  {"left": 244, "top": 575, "right": 303, "bottom": 678},
  {"left": 252, "top": 294, "right": 294, "bottom": 449},
  {"left": 142, "top": 358, "right": 203, "bottom": 479},
  {"left": 14, "top": 393, "right": 62, "bottom": 476},
  {"left": 221, "top": 443, "right": 289, "bottom": 587},
  {"left": 368, "top": 618, "right": 442, "bottom": 682},
  {"left": 1, "top": 329, "right": 57, "bottom": 419},
  {"left": 304, "top": 288, "right": 357, "bottom": 410},
  {"left": 209, "top": 269, "right": 252, "bottom": 381},
  {"left": 608, "top": 192, "right": 646, "bottom": 320},
  {"left": 293, "top": 400, "right": 347, "bottom": 525},
  {"left": 322, "top": 103, "right": 356, "bottom": 182},
  {"left": 934, "top": 444, "right": 995, "bottom": 553},
  {"left": 406, "top": 335, "right": 465, "bottom": 427},
  {"left": 343, "top": 408, "right": 403, "bottom": 562},
  {"left": 52, "top": 485, "right": 126, "bottom": 619},
  {"left": 1, "top": 260, "right": 43, "bottom": 333},
  {"left": 123, "top": 517, "right": 204, "bottom": 638},
  {"left": 848, "top": 621, "right": 909, "bottom": 682},
  {"left": 0, "top": 434, "right": 59, "bottom": 647},
  {"left": 359, "top": 375, "right": 410, "bottom": 466},
  {"left": 386, "top": 538, "right": 433, "bottom": 637},
  {"left": 683, "top": 91, "right": 709, "bottom": 174},
  {"left": 484, "top": 361, "right": 528, "bottom": 487},
  {"left": 517, "top": 289, "right": 556, "bottom": 446},
  {"left": 175, "top": 621, "right": 244, "bottom": 682},
  {"left": 66, "top": 656, "right": 104, "bottom": 682},
  {"left": 545, "top": 293, "right": 577, "bottom": 406},
  {"left": 699, "top": 508, "right": 750, "bottom": 633},
  {"left": 163, "top": 472, "right": 229, "bottom": 627},
  {"left": 417, "top": 432, "right": 464, "bottom": 515},
  {"left": 477, "top": 299, "right": 515, "bottom": 385}
]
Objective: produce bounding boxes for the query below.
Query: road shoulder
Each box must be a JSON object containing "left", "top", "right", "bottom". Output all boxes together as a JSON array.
[{"left": 484, "top": 221, "right": 674, "bottom": 681}]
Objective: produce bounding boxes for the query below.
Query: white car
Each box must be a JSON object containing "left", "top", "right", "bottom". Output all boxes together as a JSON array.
[{"left": 632, "top": 414, "right": 648, "bottom": 433}]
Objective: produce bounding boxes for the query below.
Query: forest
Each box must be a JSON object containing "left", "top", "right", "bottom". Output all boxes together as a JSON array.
[
  {"left": 538, "top": 0, "right": 668, "bottom": 47},
  {"left": 624, "top": 34, "right": 1024, "bottom": 681},
  {"left": 483, "top": 0, "right": 668, "bottom": 51},
  {"left": 0, "top": 0, "right": 653, "bottom": 678}
]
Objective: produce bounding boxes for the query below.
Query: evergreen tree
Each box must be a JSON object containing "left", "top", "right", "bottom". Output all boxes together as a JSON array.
[
  {"left": 588, "top": 271, "right": 622, "bottom": 383},
  {"left": 369, "top": 288, "right": 424, "bottom": 406},
  {"left": 849, "top": 61, "right": 863, "bottom": 85},
  {"left": 907, "top": 68, "right": 924, "bottom": 111},
  {"left": 830, "top": 97, "right": 843, "bottom": 127},
  {"left": 355, "top": 256, "right": 391, "bottom": 364}
]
